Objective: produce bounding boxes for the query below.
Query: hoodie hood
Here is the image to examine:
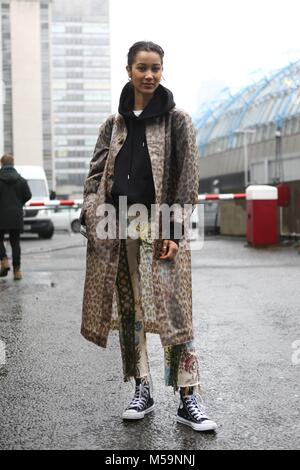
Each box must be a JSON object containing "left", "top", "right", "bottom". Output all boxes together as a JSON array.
[
  {"left": 0, "top": 166, "right": 21, "bottom": 184},
  {"left": 118, "top": 82, "right": 175, "bottom": 120}
]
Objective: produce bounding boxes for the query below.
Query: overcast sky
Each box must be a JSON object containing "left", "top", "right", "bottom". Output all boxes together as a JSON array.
[{"left": 110, "top": 0, "right": 300, "bottom": 116}]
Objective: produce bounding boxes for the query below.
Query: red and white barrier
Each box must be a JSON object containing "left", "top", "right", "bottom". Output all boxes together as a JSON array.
[
  {"left": 198, "top": 193, "right": 246, "bottom": 202},
  {"left": 28, "top": 195, "right": 246, "bottom": 207},
  {"left": 27, "top": 199, "right": 83, "bottom": 207}
]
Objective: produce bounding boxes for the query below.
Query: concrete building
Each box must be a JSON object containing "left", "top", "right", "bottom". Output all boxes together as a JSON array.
[
  {"left": 0, "top": 7, "right": 4, "bottom": 156},
  {"left": 0, "top": 0, "right": 54, "bottom": 189},
  {"left": 1, "top": 0, "right": 110, "bottom": 196},
  {"left": 52, "top": 0, "right": 110, "bottom": 197}
]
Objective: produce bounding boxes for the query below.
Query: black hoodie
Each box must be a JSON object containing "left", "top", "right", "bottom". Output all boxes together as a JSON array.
[{"left": 111, "top": 82, "right": 176, "bottom": 210}]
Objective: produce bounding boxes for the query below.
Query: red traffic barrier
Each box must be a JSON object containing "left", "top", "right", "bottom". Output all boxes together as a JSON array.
[
  {"left": 58, "top": 200, "right": 76, "bottom": 206},
  {"left": 198, "top": 193, "right": 246, "bottom": 201},
  {"left": 27, "top": 200, "right": 78, "bottom": 207},
  {"left": 28, "top": 201, "right": 47, "bottom": 206},
  {"left": 28, "top": 195, "right": 247, "bottom": 206}
]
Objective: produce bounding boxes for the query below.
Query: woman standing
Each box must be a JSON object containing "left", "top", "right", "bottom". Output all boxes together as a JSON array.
[{"left": 81, "top": 41, "right": 217, "bottom": 432}]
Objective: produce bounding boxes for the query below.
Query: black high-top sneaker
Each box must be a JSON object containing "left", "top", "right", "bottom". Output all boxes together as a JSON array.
[
  {"left": 177, "top": 390, "right": 217, "bottom": 431},
  {"left": 122, "top": 379, "right": 154, "bottom": 420}
]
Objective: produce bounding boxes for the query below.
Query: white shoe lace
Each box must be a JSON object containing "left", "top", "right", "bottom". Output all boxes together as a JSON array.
[
  {"left": 184, "top": 393, "right": 208, "bottom": 421},
  {"left": 127, "top": 384, "right": 149, "bottom": 410}
]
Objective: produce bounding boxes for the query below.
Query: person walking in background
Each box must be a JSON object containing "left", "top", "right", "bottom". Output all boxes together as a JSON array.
[
  {"left": 80, "top": 41, "right": 217, "bottom": 432},
  {"left": 0, "top": 154, "right": 32, "bottom": 280}
]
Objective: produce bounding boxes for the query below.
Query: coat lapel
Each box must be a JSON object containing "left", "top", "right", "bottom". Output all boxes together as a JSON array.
[
  {"left": 145, "top": 116, "right": 166, "bottom": 205},
  {"left": 105, "top": 114, "right": 128, "bottom": 197}
]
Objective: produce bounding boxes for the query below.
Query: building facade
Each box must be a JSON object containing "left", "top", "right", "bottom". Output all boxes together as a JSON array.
[
  {"left": 52, "top": 0, "right": 110, "bottom": 197},
  {"left": 0, "top": 4, "right": 4, "bottom": 156},
  {"left": 0, "top": 0, "right": 110, "bottom": 196},
  {"left": 195, "top": 61, "right": 300, "bottom": 236},
  {"left": 0, "top": 0, "right": 54, "bottom": 188}
]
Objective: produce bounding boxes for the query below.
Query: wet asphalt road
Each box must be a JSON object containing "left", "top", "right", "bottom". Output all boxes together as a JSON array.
[{"left": 0, "top": 233, "right": 299, "bottom": 450}]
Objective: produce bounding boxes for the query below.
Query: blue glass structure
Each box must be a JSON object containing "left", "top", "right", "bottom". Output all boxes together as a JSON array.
[{"left": 195, "top": 61, "right": 300, "bottom": 158}]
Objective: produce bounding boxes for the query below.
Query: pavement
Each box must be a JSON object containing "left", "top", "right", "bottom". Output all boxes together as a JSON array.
[{"left": 0, "top": 233, "right": 299, "bottom": 450}]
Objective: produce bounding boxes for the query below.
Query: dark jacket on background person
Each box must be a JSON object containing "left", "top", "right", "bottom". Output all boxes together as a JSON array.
[{"left": 0, "top": 166, "right": 32, "bottom": 230}]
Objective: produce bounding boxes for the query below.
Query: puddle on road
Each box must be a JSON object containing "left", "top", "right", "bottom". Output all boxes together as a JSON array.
[
  {"left": 28, "top": 272, "right": 54, "bottom": 286},
  {"left": 0, "top": 281, "right": 11, "bottom": 293},
  {"left": 0, "top": 272, "right": 56, "bottom": 291}
]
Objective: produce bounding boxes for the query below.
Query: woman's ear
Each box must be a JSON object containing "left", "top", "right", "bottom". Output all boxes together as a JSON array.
[{"left": 126, "top": 65, "right": 131, "bottom": 79}]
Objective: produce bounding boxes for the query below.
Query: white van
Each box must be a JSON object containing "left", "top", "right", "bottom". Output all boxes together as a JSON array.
[{"left": 15, "top": 165, "right": 54, "bottom": 239}]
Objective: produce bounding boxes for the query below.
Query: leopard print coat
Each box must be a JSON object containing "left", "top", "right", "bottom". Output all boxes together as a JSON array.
[{"left": 81, "top": 109, "right": 200, "bottom": 348}]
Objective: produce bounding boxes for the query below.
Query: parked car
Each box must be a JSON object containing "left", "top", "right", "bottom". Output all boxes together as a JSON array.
[
  {"left": 191, "top": 202, "right": 219, "bottom": 234},
  {"left": 204, "top": 202, "right": 220, "bottom": 234},
  {"left": 48, "top": 205, "right": 82, "bottom": 233},
  {"left": 16, "top": 165, "right": 54, "bottom": 239}
]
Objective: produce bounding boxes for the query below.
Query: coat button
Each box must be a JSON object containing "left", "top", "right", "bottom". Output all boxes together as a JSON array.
[{"left": 118, "top": 137, "right": 124, "bottom": 145}]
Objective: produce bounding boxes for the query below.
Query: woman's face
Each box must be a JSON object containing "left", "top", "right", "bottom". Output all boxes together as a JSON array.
[{"left": 127, "top": 50, "right": 163, "bottom": 98}]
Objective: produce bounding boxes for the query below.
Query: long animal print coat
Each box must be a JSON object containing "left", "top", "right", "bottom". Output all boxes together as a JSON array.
[{"left": 81, "top": 109, "right": 200, "bottom": 348}]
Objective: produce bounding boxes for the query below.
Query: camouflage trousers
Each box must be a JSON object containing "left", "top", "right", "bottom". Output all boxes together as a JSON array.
[{"left": 116, "top": 235, "right": 201, "bottom": 392}]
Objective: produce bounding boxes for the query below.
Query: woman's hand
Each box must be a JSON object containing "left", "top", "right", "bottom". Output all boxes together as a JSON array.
[{"left": 159, "top": 240, "right": 179, "bottom": 261}]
